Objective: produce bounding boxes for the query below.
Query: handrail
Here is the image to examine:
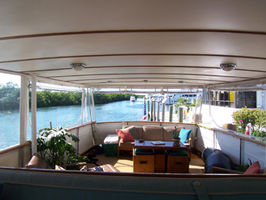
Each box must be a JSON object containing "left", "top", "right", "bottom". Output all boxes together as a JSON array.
[
  {"left": 0, "top": 141, "right": 31, "bottom": 155},
  {"left": 95, "top": 121, "right": 197, "bottom": 125},
  {"left": 67, "top": 121, "right": 96, "bottom": 131}
]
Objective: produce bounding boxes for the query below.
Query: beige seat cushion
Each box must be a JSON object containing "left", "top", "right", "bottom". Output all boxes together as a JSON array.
[
  {"left": 143, "top": 126, "right": 163, "bottom": 140},
  {"left": 163, "top": 126, "right": 183, "bottom": 141},
  {"left": 133, "top": 126, "right": 144, "bottom": 139}
]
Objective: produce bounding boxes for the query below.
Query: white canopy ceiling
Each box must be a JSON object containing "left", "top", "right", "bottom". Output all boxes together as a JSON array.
[{"left": 0, "top": 0, "right": 265, "bottom": 89}]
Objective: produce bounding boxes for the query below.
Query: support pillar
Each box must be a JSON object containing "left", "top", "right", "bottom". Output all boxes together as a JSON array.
[
  {"left": 19, "top": 75, "right": 29, "bottom": 167},
  {"left": 88, "top": 88, "right": 95, "bottom": 145},
  {"left": 157, "top": 102, "right": 160, "bottom": 121},
  {"left": 179, "top": 107, "right": 183, "bottom": 123},
  {"left": 20, "top": 75, "right": 28, "bottom": 145},
  {"left": 91, "top": 88, "right": 96, "bottom": 121},
  {"left": 31, "top": 76, "right": 37, "bottom": 155},
  {"left": 151, "top": 101, "right": 154, "bottom": 121},
  {"left": 87, "top": 89, "right": 93, "bottom": 123},
  {"left": 169, "top": 105, "right": 173, "bottom": 122},
  {"left": 81, "top": 89, "right": 85, "bottom": 124},
  {"left": 162, "top": 103, "right": 165, "bottom": 122},
  {"left": 147, "top": 100, "right": 150, "bottom": 120},
  {"left": 153, "top": 101, "right": 156, "bottom": 121}
]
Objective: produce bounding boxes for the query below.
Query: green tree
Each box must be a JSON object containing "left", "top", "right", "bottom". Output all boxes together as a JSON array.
[{"left": 0, "top": 82, "right": 20, "bottom": 110}]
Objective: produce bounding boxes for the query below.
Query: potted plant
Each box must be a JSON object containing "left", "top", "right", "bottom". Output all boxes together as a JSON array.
[{"left": 37, "top": 127, "right": 87, "bottom": 168}]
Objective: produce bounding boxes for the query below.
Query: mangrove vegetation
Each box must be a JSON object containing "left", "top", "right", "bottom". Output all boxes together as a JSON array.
[{"left": 0, "top": 83, "right": 134, "bottom": 111}]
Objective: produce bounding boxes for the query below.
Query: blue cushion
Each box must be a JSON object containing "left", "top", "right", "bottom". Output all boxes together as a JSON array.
[
  {"left": 179, "top": 128, "right": 192, "bottom": 143},
  {"left": 134, "top": 148, "right": 154, "bottom": 155}
]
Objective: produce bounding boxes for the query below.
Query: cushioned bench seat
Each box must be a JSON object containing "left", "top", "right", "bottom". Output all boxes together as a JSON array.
[{"left": 116, "top": 125, "right": 192, "bottom": 157}]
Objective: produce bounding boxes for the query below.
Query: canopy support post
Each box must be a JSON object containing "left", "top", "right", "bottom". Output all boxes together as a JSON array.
[
  {"left": 19, "top": 75, "right": 28, "bottom": 145},
  {"left": 162, "top": 103, "right": 165, "bottom": 122},
  {"left": 88, "top": 88, "right": 96, "bottom": 145},
  {"left": 157, "top": 102, "right": 160, "bottom": 121},
  {"left": 91, "top": 88, "right": 96, "bottom": 121},
  {"left": 31, "top": 76, "right": 37, "bottom": 155},
  {"left": 19, "top": 75, "right": 29, "bottom": 167},
  {"left": 81, "top": 89, "right": 85, "bottom": 124}
]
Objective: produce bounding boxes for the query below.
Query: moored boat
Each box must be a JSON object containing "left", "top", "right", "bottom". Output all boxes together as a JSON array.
[{"left": 130, "top": 96, "right": 136, "bottom": 102}]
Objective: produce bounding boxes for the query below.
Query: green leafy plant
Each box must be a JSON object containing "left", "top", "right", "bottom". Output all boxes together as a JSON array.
[
  {"left": 175, "top": 97, "right": 196, "bottom": 113},
  {"left": 232, "top": 107, "right": 266, "bottom": 137},
  {"left": 37, "top": 127, "right": 86, "bottom": 168},
  {"left": 253, "top": 109, "right": 266, "bottom": 134},
  {"left": 176, "top": 97, "right": 188, "bottom": 107}
]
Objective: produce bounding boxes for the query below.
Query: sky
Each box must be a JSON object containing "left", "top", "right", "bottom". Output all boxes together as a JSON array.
[
  {"left": 0, "top": 72, "right": 82, "bottom": 91},
  {"left": 0, "top": 73, "right": 21, "bottom": 86}
]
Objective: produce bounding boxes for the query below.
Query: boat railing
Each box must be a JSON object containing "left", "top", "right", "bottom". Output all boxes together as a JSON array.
[{"left": 197, "top": 124, "right": 266, "bottom": 172}]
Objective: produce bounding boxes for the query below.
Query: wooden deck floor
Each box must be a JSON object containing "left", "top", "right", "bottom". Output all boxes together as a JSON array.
[{"left": 86, "top": 153, "right": 205, "bottom": 173}]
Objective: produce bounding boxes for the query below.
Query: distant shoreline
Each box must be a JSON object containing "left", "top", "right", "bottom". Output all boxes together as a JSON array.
[{"left": 0, "top": 83, "right": 141, "bottom": 111}]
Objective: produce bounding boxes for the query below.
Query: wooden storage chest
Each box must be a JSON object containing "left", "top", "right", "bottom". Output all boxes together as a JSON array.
[
  {"left": 133, "top": 154, "right": 155, "bottom": 173},
  {"left": 167, "top": 155, "right": 189, "bottom": 173}
]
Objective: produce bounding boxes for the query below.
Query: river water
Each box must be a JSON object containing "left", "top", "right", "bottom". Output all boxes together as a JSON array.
[{"left": 0, "top": 99, "right": 144, "bottom": 150}]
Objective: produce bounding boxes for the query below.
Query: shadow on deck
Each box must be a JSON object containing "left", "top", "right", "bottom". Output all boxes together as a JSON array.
[{"left": 86, "top": 153, "right": 205, "bottom": 173}]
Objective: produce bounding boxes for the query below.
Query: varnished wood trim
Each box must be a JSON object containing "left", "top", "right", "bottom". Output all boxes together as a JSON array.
[
  {"left": 51, "top": 73, "right": 248, "bottom": 79},
  {"left": 95, "top": 121, "right": 197, "bottom": 125},
  {"left": 21, "top": 65, "right": 266, "bottom": 73},
  {"left": 96, "top": 121, "right": 123, "bottom": 125},
  {"left": 125, "top": 121, "right": 162, "bottom": 125},
  {"left": 0, "top": 141, "right": 31, "bottom": 155},
  {"left": 1, "top": 53, "right": 266, "bottom": 65},
  {"left": 67, "top": 121, "right": 96, "bottom": 131},
  {"left": 1, "top": 29, "right": 266, "bottom": 41},
  {"left": 160, "top": 122, "right": 198, "bottom": 126},
  {"left": 0, "top": 166, "right": 265, "bottom": 178},
  {"left": 121, "top": 121, "right": 197, "bottom": 126}
]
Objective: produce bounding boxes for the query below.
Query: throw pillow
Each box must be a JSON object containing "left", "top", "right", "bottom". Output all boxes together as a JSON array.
[
  {"left": 244, "top": 161, "right": 261, "bottom": 174},
  {"left": 116, "top": 128, "right": 134, "bottom": 142},
  {"left": 179, "top": 128, "right": 192, "bottom": 143}
]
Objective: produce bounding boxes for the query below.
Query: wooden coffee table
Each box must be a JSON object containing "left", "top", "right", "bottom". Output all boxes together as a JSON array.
[{"left": 134, "top": 140, "right": 188, "bottom": 173}]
